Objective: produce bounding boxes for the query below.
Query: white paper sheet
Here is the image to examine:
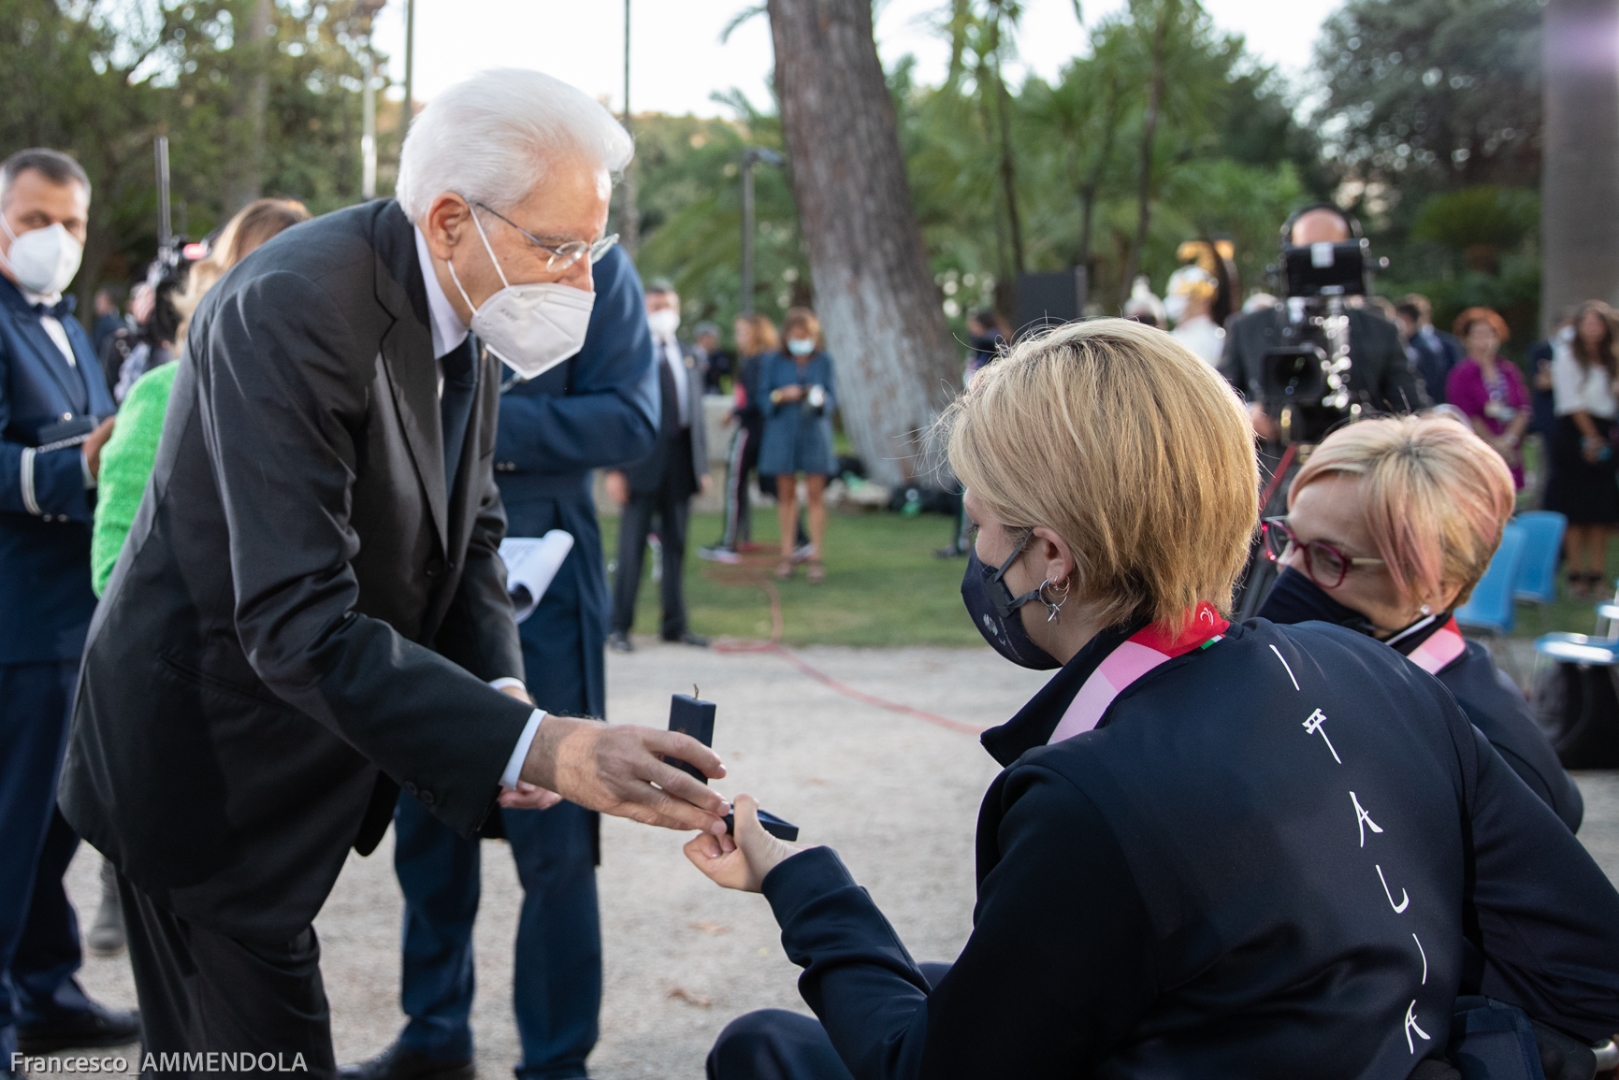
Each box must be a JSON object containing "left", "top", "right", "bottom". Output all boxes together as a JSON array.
[{"left": 499, "top": 531, "right": 575, "bottom": 624}]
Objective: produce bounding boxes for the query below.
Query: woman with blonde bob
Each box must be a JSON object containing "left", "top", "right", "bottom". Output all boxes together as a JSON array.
[
  {"left": 1255, "top": 415, "right": 1582, "bottom": 831},
  {"left": 687, "top": 320, "right": 1619, "bottom": 1080}
]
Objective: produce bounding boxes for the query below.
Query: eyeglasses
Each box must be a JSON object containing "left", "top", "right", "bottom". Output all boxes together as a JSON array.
[
  {"left": 1261, "top": 516, "right": 1385, "bottom": 589},
  {"left": 472, "top": 201, "right": 618, "bottom": 272}
]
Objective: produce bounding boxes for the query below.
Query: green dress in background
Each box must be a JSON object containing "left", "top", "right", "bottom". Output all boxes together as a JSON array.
[{"left": 91, "top": 361, "right": 178, "bottom": 596}]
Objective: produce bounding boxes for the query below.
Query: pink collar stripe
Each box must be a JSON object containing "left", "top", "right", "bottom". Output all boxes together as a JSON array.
[
  {"left": 1048, "top": 603, "right": 1231, "bottom": 745},
  {"left": 1405, "top": 617, "right": 1466, "bottom": 675}
]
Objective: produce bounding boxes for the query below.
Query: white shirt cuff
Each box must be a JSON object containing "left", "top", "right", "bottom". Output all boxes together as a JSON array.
[
  {"left": 501, "top": 708, "right": 546, "bottom": 790},
  {"left": 82, "top": 449, "right": 96, "bottom": 490},
  {"left": 489, "top": 676, "right": 526, "bottom": 694}
]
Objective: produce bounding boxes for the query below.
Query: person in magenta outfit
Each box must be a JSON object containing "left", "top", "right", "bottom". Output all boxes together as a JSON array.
[{"left": 1445, "top": 306, "right": 1529, "bottom": 489}]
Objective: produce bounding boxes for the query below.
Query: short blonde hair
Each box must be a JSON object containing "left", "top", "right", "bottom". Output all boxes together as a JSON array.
[
  {"left": 176, "top": 198, "right": 310, "bottom": 342},
  {"left": 1290, "top": 414, "right": 1514, "bottom": 609},
  {"left": 942, "top": 318, "right": 1258, "bottom": 633}
]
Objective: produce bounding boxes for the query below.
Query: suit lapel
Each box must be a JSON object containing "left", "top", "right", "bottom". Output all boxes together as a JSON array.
[
  {"left": 7, "top": 304, "right": 90, "bottom": 414},
  {"left": 372, "top": 202, "right": 449, "bottom": 554}
]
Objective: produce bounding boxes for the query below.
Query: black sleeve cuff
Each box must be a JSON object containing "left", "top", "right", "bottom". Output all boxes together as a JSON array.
[{"left": 761, "top": 846, "right": 856, "bottom": 928}]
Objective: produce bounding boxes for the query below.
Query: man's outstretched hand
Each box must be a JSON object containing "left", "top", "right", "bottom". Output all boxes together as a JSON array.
[{"left": 520, "top": 716, "right": 730, "bottom": 833}]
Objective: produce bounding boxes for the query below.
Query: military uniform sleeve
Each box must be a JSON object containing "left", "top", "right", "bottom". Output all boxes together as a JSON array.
[
  {"left": 493, "top": 251, "right": 659, "bottom": 475},
  {"left": 0, "top": 346, "right": 94, "bottom": 522}
]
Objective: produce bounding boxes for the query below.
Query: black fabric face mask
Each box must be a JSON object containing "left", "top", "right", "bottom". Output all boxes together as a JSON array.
[
  {"left": 1256, "top": 566, "right": 1382, "bottom": 637},
  {"left": 962, "top": 542, "right": 1062, "bottom": 671}
]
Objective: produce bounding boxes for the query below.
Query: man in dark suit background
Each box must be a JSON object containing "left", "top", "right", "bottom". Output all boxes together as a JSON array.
[
  {"left": 1221, "top": 206, "right": 1428, "bottom": 439},
  {"left": 606, "top": 280, "right": 710, "bottom": 652},
  {"left": 58, "top": 70, "right": 728, "bottom": 1073},
  {"left": 347, "top": 245, "right": 660, "bottom": 1080},
  {"left": 0, "top": 148, "right": 137, "bottom": 1070},
  {"left": 1394, "top": 293, "right": 1463, "bottom": 405}
]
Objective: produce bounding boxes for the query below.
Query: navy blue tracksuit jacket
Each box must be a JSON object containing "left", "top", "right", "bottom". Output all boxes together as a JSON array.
[
  {"left": 493, "top": 245, "right": 658, "bottom": 718},
  {"left": 755, "top": 619, "right": 1619, "bottom": 1079}
]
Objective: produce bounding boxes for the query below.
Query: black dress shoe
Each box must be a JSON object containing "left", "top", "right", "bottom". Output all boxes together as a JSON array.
[
  {"left": 663, "top": 630, "right": 710, "bottom": 647},
  {"left": 338, "top": 1043, "right": 475, "bottom": 1080},
  {"left": 17, "top": 1001, "right": 141, "bottom": 1053},
  {"left": 607, "top": 631, "right": 634, "bottom": 653}
]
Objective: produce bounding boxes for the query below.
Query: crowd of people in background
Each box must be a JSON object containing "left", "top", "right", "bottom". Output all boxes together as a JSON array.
[{"left": 5, "top": 69, "right": 1619, "bottom": 1079}]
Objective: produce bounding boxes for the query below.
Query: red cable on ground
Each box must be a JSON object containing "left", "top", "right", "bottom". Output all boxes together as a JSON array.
[{"left": 704, "top": 553, "right": 987, "bottom": 736}]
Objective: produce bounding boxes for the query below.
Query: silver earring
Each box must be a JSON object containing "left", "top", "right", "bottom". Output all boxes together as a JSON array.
[{"left": 1039, "top": 579, "right": 1070, "bottom": 623}]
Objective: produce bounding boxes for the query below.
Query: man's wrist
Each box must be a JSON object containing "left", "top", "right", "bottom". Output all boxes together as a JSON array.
[{"left": 501, "top": 708, "right": 546, "bottom": 790}]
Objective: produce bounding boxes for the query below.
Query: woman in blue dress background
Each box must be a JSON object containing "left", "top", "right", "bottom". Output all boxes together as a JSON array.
[{"left": 759, "top": 307, "right": 837, "bottom": 582}]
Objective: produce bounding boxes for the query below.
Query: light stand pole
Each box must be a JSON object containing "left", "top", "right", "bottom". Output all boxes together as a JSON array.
[
  {"left": 739, "top": 147, "right": 782, "bottom": 317},
  {"left": 620, "top": 0, "right": 639, "bottom": 258},
  {"left": 357, "top": 0, "right": 387, "bottom": 200},
  {"left": 403, "top": 0, "right": 415, "bottom": 127}
]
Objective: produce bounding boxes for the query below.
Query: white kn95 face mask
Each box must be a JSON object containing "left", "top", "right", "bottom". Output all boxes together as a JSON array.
[{"left": 445, "top": 210, "right": 594, "bottom": 381}]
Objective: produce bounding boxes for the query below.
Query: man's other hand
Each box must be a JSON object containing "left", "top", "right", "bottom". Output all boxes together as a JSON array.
[
  {"left": 499, "top": 780, "right": 564, "bottom": 811},
  {"left": 84, "top": 416, "right": 116, "bottom": 481},
  {"left": 684, "top": 794, "right": 801, "bottom": 892},
  {"left": 604, "top": 469, "right": 629, "bottom": 506},
  {"left": 522, "top": 717, "right": 729, "bottom": 833},
  {"left": 700, "top": 473, "right": 713, "bottom": 496}
]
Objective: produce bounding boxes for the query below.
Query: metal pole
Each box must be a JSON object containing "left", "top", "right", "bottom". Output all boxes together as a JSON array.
[
  {"left": 362, "top": 42, "right": 377, "bottom": 199},
  {"left": 741, "top": 150, "right": 756, "bottom": 317},
  {"left": 619, "top": 0, "right": 639, "bottom": 258},
  {"left": 403, "top": 0, "right": 415, "bottom": 127}
]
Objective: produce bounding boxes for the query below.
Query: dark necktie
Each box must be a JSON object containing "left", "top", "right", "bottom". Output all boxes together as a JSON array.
[
  {"left": 33, "top": 294, "right": 77, "bottom": 320},
  {"left": 440, "top": 337, "right": 477, "bottom": 497}
]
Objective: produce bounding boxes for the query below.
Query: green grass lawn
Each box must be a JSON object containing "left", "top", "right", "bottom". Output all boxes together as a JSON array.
[
  {"left": 603, "top": 501, "right": 1619, "bottom": 648},
  {"left": 602, "top": 508, "right": 984, "bottom": 647}
]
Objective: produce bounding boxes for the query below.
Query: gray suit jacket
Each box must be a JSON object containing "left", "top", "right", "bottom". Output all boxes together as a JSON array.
[{"left": 60, "top": 199, "right": 533, "bottom": 939}]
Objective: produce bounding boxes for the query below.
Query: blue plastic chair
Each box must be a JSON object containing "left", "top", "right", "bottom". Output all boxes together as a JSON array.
[
  {"left": 1511, "top": 511, "right": 1567, "bottom": 605},
  {"left": 1535, "top": 631, "right": 1619, "bottom": 666},
  {"left": 1455, "top": 521, "right": 1528, "bottom": 637}
]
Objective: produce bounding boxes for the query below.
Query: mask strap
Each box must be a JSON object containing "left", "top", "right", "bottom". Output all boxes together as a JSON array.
[
  {"left": 994, "top": 531, "right": 1045, "bottom": 612},
  {"left": 469, "top": 208, "right": 511, "bottom": 290},
  {"left": 0, "top": 212, "right": 19, "bottom": 275},
  {"left": 443, "top": 206, "right": 511, "bottom": 318},
  {"left": 445, "top": 257, "right": 479, "bottom": 317}
]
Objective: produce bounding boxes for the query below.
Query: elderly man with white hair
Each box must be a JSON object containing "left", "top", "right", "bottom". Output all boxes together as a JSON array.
[{"left": 59, "top": 69, "right": 729, "bottom": 1073}]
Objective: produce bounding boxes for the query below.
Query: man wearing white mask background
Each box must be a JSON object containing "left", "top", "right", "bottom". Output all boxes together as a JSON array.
[
  {"left": 58, "top": 71, "right": 730, "bottom": 1070},
  {"left": 0, "top": 148, "right": 136, "bottom": 1071},
  {"left": 606, "top": 280, "right": 711, "bottom": 652}
]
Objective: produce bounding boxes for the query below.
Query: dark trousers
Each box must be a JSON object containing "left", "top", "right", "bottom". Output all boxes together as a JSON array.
[
  {"left": 393, "top": 799, "right": 600, "bottom": 1079},
  {"left": 0, "top": 660, "right": 92, "bottom": 1061},
  {"left": 611, "top": 488, "right": 690, "bottom": 639},
  {"left": 391, "top": 610, "right": 601, "bottom": 1079},
  {"left": 717, "top": 426, "right": 755, "bottom": 550},
  {"left": 707, "top": 964, "right": 951, "bottom": 1080},
  {"left": 120, "top": 877, "right": 336, "bottom": 1078}
]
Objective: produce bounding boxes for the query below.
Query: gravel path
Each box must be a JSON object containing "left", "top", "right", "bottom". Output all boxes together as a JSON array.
[{"left": 53, "top": 639, "right": 1619, "bottom": 1079}]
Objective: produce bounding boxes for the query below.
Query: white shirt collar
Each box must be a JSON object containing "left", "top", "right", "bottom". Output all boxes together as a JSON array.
[
  {"left": 413, "top": 224, "right": 470, "bottom": 361},
  {"left": 18, "top": 283, "right": 61, "bottom": 308}
]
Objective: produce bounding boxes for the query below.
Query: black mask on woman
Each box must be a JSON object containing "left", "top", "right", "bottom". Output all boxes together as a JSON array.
[
  {"left": 961, "top": 541, "right": 1061, "bottom": 670},
  {"left": 1256, "top": 567, "right": 1382, "bottom": 637}
]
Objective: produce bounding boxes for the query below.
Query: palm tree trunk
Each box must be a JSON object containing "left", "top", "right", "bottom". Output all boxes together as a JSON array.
[{"left": 1542, "top": 0, "right": 1619, "bottom": 327}]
